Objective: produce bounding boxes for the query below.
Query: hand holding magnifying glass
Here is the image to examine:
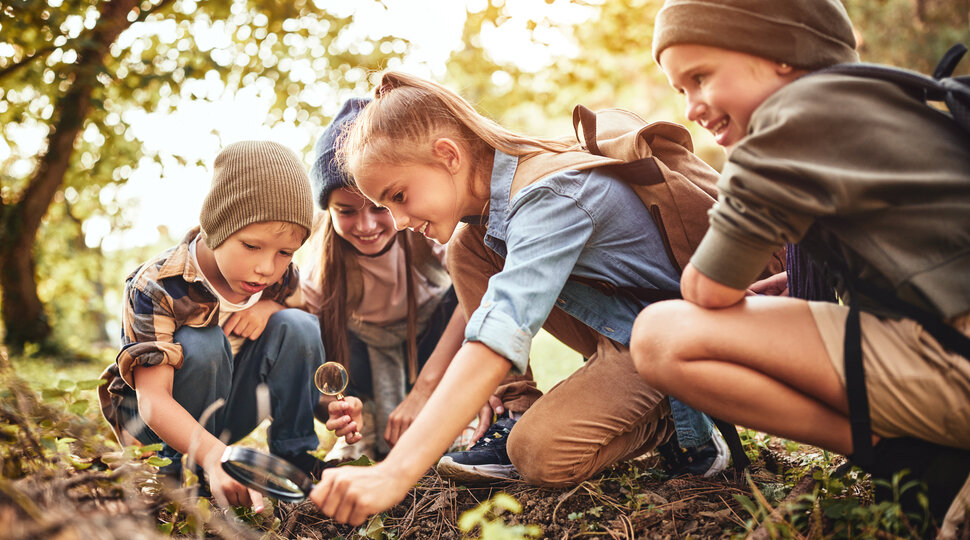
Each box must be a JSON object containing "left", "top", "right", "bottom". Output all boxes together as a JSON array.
[
  {"left": 314, "top": 362, "right": 361, "bottom": 440},
  {"left": 220, "top": 362, "right": 356, "bottom": 502}
]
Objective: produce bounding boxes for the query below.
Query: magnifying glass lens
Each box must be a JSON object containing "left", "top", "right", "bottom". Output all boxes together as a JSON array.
[{"left": 221, "top": 446, "right": 313, "bottom": 503}]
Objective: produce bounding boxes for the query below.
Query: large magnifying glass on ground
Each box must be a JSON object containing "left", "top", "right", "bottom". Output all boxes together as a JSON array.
[
  {"left": 220, "top": 445, "right": 314, "bottom": 503},
  {"left": 220, "top": 362, "right": 355, "bottom": 502}
]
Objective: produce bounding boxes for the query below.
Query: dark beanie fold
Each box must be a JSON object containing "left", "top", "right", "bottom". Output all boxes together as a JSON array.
[
  {"left": 310, "top": 97, "right": 372, "bottom": 209},
  {"left": 652, "top": 0, "right": 859, "bottom": 69}
]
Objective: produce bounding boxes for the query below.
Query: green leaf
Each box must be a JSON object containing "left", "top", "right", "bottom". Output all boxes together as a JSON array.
[
  {"left": 41, "top": 388, "right": 68, "bottom": 400},
  {"left": 459, "top": 503, "right": 489, "bottom": 532},
  {"left": 147, "top": 456, "right": 173, "bottom": 467},
  {"left": 40, "top": 435, "right": 57, "bottom": 452},
  {"left": 490, "top": 492, "right": 522, "bottom": 514},
  {"left": 69, "top": 399, "right": 89, "bottom": 415},
  {"left": 76, "top": 379, "right": 106, "bottom": 390},
  {"left": 338, "top": 454, "right": 376, "bottom": 467},
  {"left": 359, "top": 513, "right": 386, "bottom": 540}
]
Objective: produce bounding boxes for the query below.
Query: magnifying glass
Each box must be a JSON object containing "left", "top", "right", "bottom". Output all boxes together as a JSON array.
[
  {"left": 220, "top": 446, "right": 314, "bottom": 503},
  {"left": 314, "top": 361, "right": 360, "bottom": 438},
  {"left": 220, "top": 363, "right": 358, "bottom": 502}
]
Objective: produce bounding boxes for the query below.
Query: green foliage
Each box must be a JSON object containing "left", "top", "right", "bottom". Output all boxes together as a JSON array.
[
  {"left": 845, "top": 0, "right": 970, "bottom": 74},
  {"left": 459, "top": 492, "right": 542, "bottom": 540},
  {"left": 732, "top": 463, "right": 933, "bottom": 539},
  {"left": 0, "top": 362, "right": 113, "bottom": 477},
  {"left": 0, "top": 0, "right": 410, "bottom": 351}
]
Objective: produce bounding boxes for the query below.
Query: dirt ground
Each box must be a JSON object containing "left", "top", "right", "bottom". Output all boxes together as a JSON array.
[
  {"left": 0, "top": 445, "right": 808, "bottom": 539},
  {"left": 261, "top": 447, "right": 814, "bottom": 539}
]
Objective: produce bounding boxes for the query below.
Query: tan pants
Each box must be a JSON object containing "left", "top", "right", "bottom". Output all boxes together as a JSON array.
[
  {"left": 809, "top": 303, "right": 970, "bottom": 449},
  {"left": 810, "top": 302, "right": 970, "bottom": 539},
  {"left": 448, "top": 224, "right": 675, "bottom": 486}
]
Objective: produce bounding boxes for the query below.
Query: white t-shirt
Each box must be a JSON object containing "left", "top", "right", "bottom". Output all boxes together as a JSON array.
[{"left": 189, "top": 235, "right": 262, "bottom": 355}]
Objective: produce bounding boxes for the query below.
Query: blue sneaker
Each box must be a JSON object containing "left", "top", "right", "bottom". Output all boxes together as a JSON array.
[
  {"left": 436, "top": 416, "right": 517, "bottom": 482},
  {"left": 658, "top": 427, "right": 730, "bottom": 478}
]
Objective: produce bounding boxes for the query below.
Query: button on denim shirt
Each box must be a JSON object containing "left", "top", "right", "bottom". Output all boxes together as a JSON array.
[{"left": 464, "top": 150, "right": 712, "bottom": 446}]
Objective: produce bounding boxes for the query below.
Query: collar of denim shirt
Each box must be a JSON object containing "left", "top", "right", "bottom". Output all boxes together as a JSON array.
[{"left": 459, "top": 149, "right": 516, "bottom": 258}]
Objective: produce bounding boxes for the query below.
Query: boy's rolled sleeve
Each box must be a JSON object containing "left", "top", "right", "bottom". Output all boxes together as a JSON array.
[
  {"left": 690, "top": 224, "right": 781, "bottom": 290},
  {"left": 464, "top": 303, "right": 533, "bottom": 374},
  {"left": 116, "top": 341, "right": 184, "bottom": 388},
  {"left": 117, "top": 284, "right": 187, "bottom": 388}
]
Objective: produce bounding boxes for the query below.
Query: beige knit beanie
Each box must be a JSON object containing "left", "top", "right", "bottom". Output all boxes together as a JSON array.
[
  {"left": 200, "top": 140, "right": 314, "bottom": 249},
  {"left": 652, "top": 0, "right": 859, "bottom": 69}
]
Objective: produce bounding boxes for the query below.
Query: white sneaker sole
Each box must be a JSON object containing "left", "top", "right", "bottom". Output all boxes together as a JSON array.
[
  {"left": 703, "top": 427, "right": 732, "bottom": 477},
  {"left": 436, "top": 456, "right": 516, "bottom": 483}
]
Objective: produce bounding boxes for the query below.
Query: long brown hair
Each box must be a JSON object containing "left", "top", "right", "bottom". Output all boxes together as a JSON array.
[
  {"left": 313, "top": 211, "right": 361, "bottom": 372},
  {"left": 312, "top": 206, "right": 422, "bottom": 382}
]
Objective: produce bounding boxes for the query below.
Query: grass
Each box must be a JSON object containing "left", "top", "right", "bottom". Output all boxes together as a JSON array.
[{"left": 7, "top": 329, "right": 581, "bottom": 457}]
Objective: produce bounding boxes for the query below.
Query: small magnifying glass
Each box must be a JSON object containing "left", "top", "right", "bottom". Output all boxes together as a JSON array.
[
  {"left": 314, "top": 361, "right": 360, "bottom": 438},
  {"left": 220, "top": 363, "right": 358, "bottom": 502},
  {"left": 220, "top": 446, "right": 314, "bottom": 503}
]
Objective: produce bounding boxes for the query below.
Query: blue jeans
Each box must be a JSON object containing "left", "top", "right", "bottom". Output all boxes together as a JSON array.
[
  {"left": 670, "top": 398, "right": 713, "bottom": 447},
  {"left": 122, "top": 309, "right": 324, "bottom": 463}
]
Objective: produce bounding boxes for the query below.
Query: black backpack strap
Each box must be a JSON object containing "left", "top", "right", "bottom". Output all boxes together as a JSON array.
[
  {"left": 711, "top": 417, "right": 751, "bottom": 481},
  {"left": 817, "top": 44, "right": 970, "bottom": 136},
  {"left": 568, "top": 275, "right": 682, "bottom": 304},
  {"left": 844, "top": 306, "right": 874, "bottom": 468}
]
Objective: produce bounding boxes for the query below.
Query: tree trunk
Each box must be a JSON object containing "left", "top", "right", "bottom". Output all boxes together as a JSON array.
[{"left": 0, "top": 0, "right": 138, "bottom": 350}]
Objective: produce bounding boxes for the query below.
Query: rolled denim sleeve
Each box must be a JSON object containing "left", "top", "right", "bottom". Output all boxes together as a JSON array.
[{"left": 464, "top": 303, "right": 533, "bottom": 372}]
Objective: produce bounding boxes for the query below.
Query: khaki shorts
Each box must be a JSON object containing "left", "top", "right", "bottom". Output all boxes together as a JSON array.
[{"left": 809, "top": 302, "right": 970, "bottom": 449}]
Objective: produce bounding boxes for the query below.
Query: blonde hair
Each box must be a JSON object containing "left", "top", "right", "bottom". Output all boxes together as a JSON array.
[{"left": 337, "top": 71, "right": 574, "bottom": 196}]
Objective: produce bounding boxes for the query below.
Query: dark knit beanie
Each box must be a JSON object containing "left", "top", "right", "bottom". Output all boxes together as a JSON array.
[
  {"left": 200, "top": 140, "right": 314, "bottom": 249},
  {"left": 652, "top": 0, "right": 859, "bottom": 69},
  {"left": 310, "top": 97, "right": 372, "bottom": 209}
]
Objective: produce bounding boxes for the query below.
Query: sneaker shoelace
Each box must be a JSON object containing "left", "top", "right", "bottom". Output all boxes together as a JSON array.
[{"left": 470, "top": 419, "right": 514, "bottom": 450}]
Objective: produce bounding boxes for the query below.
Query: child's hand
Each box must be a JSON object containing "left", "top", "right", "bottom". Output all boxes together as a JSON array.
[
  {"left": 385, "top": 387, "right": 430, "bottom": 447},
  {"left": 204, "top": 456, "right": 264, "bottom": 513},
  {"left": 748, "top": 271, "right": 789, "bottom": 297},
  {"left": 309, "top": 461, "right": 411, "bottom": 525},
  {"left": 326, "top": 396, "right": 363, "bottom": 444},
  {"left": 470, "top": 394, "right": 505, "bottom": 443},
  {"left": 223, "top": 300, "right": 283, "bottom": 339}
]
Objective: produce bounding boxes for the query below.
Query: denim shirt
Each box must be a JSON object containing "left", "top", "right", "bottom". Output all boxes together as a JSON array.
[
  {"left": 464, "top": 149, "right": 679, "bottom": 369},
  {"left": 463, "top": 150, "right": 712, "bottom": 446}
]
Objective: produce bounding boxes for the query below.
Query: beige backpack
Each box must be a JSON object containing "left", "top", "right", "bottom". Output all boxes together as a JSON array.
[{"left": 513, "top": 105, "right": 720, "bottom": 274}]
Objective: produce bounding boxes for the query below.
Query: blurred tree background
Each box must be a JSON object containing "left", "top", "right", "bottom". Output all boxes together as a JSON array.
[{"left": 0, "top": 0, "right": 968, "bottom": 363}]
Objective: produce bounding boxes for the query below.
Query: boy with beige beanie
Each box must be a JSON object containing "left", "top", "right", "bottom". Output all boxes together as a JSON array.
[
  {"left": 99, "top": 140, "right": 326, "bottom": 511},
  {"left": 631, "top": 0, "right": 970, "bottom": 536}
]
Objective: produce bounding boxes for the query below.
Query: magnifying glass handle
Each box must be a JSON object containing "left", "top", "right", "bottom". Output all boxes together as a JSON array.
[{"left": 333, "top": 392, "right": 361, "bottom": 439}]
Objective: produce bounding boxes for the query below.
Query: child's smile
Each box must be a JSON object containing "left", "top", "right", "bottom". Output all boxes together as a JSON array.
[
  {"left": 329, "top": 188, "right": 397, "bottom": 255},
  {"left": 354, "top": 160, "right": 472, "bottom": 245},
  {"left": 659, "top": 44, "right": 799, "bottom": 148}
]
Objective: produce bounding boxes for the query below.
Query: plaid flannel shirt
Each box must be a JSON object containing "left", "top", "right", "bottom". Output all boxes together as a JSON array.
[{"left": 97, "top": 227, "right": 301, "bottom": 445}]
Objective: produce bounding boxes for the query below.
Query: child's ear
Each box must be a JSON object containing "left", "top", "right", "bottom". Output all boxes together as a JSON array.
[
  {"left": 776, "top": 62, "right": 794, "bottom": 75},
  {"left": 431, "top": 138, "right": 462, "bottom": 174}
]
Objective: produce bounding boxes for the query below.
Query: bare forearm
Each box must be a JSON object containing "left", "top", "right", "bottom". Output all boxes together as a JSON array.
[
  {"left": 382, "top": 341, "right": 510, "bottom": 479},
  {"left": 139, "top": 394, "right": 227, "bottom": 467},
  {"left": 680, "top": 263, "right": 746, "bottom": 308}
]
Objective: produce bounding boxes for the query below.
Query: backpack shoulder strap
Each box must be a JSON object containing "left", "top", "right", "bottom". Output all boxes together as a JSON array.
[{"left": 817, "top": 43, "right": 970, "bottom": 134}]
